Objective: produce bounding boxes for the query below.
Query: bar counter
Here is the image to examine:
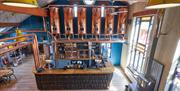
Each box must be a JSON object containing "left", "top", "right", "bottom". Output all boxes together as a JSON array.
[
  {"left": 33, "top": 61, "right": 114, "bottom": 90},
  {"left": 33, "top": 61, "right": 114, "bottom": 75}
]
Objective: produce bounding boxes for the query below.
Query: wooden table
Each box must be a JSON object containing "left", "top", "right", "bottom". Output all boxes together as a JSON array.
[
  {"left": 0, "top": 69, "right": 12, "bottom": 77},
  {"left": 0, "top": 69, "right": 13, "bottom": 83}
]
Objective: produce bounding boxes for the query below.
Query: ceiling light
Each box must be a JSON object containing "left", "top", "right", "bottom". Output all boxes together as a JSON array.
[
  {"left": 83, "top": 0, "right": 96, "bottom": 5},
  {"left": 101, "top": 5, "right": 105, "bottom": 17},
  {"left": 2, "top": 0, "right": 38, "bottom": 8},
  {"left": 73, "top": 4, "right": 78, "bottom": 17},
  {"left": 146, "top": 0, "right": 180, "bottom": 9}
]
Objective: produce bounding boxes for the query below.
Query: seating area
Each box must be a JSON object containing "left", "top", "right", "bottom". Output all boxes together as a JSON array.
[{"left": 0, "top": 68, "right": 16, "bottom": 84}]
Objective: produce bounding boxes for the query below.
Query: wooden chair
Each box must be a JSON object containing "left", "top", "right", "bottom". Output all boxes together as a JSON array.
[{"left": 0, "top": 67, "right": 16, "bottom": 83}]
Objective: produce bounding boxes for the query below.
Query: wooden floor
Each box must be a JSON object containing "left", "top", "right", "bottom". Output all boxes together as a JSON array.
[{"left": 0, "top": 55, "right": 129, "bottom": 91}]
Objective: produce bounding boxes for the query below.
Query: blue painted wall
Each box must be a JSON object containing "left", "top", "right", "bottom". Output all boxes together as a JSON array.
[
  {"left": 19, "top": 16, "right": 44, "bottom": 30},
  {"left": 110, "top": 43, "right": 123, "bottom": 66},
  {"left": 1, "top": 16, "right": 48, "bottom": 42}
]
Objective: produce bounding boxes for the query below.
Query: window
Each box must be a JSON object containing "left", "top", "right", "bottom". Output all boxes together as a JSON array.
[{"left": 127, "top": 16, "right": 154, "bottom": 74}]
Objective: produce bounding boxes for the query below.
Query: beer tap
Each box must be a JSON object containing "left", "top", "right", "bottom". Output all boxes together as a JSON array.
[
  {"left": 80, "top": 22, "right": 84, "bottom": 40},
  {"left": 66, "top": 23, "right": 71, "bottom": 40},
  {"left": 94, "top": 22, "right": 99, "bottom": 40}
]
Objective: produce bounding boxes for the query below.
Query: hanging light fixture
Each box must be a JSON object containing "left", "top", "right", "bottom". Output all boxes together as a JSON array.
[
  {"left": 2, "top": 0, "right": 38, "bottom": 8},
  {"left": 83, "top": 0, "right": 96, "bottom": 5},
  {"left": 101, "top": 5, "right": 105, "bottom": 17},
  {"left": 146, "top": 0, "right": 180, "bottom": 9}
]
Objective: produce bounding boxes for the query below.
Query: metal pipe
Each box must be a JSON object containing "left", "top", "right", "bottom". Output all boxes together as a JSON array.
[{"left": 42, "top": 17, "right": 47, "bottom": 32}]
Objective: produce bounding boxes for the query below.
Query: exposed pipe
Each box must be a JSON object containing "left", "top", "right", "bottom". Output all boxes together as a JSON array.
[{"left": 42, "top": 17, "right": 47, "bottom": 32}]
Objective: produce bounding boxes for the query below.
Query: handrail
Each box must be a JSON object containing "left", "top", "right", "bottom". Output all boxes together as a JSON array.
[
  {"left": 0, "top": 34, "right": 41, "bottom": 71},
  {"left": 0, "top": 34, "right": 33, "bottom": 42},
  {"left": 0, "top": 42, "right": 32, "bottom": 56}
]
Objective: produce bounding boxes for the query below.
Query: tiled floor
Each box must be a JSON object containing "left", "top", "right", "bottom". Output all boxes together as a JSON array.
[{"left": 0, "top": 55, "right": 129, "bottom": 91}]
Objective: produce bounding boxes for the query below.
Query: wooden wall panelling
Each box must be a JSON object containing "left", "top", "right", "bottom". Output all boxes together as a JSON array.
[
  {"left": 105, "top": 8, "right": 114, "bottom": 35},
  {"left": 117, "top": 8, "right": 128, "bottom": 34},
  {"left": 50, "top": 7, "right": 60, "bottom": 34},
  {"left": 78, "top": 7, "right": 86, "bottom": 36},
  {"left": 92, "top": 8, "right": 101, "bottom": 35},
  {"left": 64, "top": 7, "right": 74, "bottom": 36}
]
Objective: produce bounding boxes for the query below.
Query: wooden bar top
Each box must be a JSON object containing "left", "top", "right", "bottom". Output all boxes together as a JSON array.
[{"left": 33, "top": 62, "right": 114, "bottom": 75}]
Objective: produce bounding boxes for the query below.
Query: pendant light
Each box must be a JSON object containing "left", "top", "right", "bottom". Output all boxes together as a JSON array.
[
  {"left": 2, "top": 0, "right": 38, "bottom": 8},
  {"left": 73, "top": 4, "right": 78, "bottom": 17},
  {"left": 146, "top": 0, "right": 180, "bottom": 9},
  {"left": 101, "top": 5, "right": 105, "bottom": 17}
]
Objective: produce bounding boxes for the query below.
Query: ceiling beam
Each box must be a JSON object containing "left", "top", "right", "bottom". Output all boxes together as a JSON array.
[
  {"left": 0, "top": 22, "right": 20, "bottom": 27},
  {"left": 133, "top": 10, "right": 157, "bottom": 17},
  {"left": 0, "top": 4, "right": 48, "bottom": 17}
]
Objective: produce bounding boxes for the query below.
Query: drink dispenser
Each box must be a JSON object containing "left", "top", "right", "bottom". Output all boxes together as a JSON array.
[
  {"left": 64, "top": 7, "right": 73, "bottom": 38},
  {"left": 78, "top": 8, "right": 86, "bottom": 38},
  {"left": 80, "top": 22, "right": 84, "bottom": 33},
  {"left": 108, "top": 23, "right": 113, "bottom": 34},
  {"left": 50, "top": 7, "right": 60, "bottom": 34},
  {"left": 92, "top": 8, "right": 101, "bottom": 36}
]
